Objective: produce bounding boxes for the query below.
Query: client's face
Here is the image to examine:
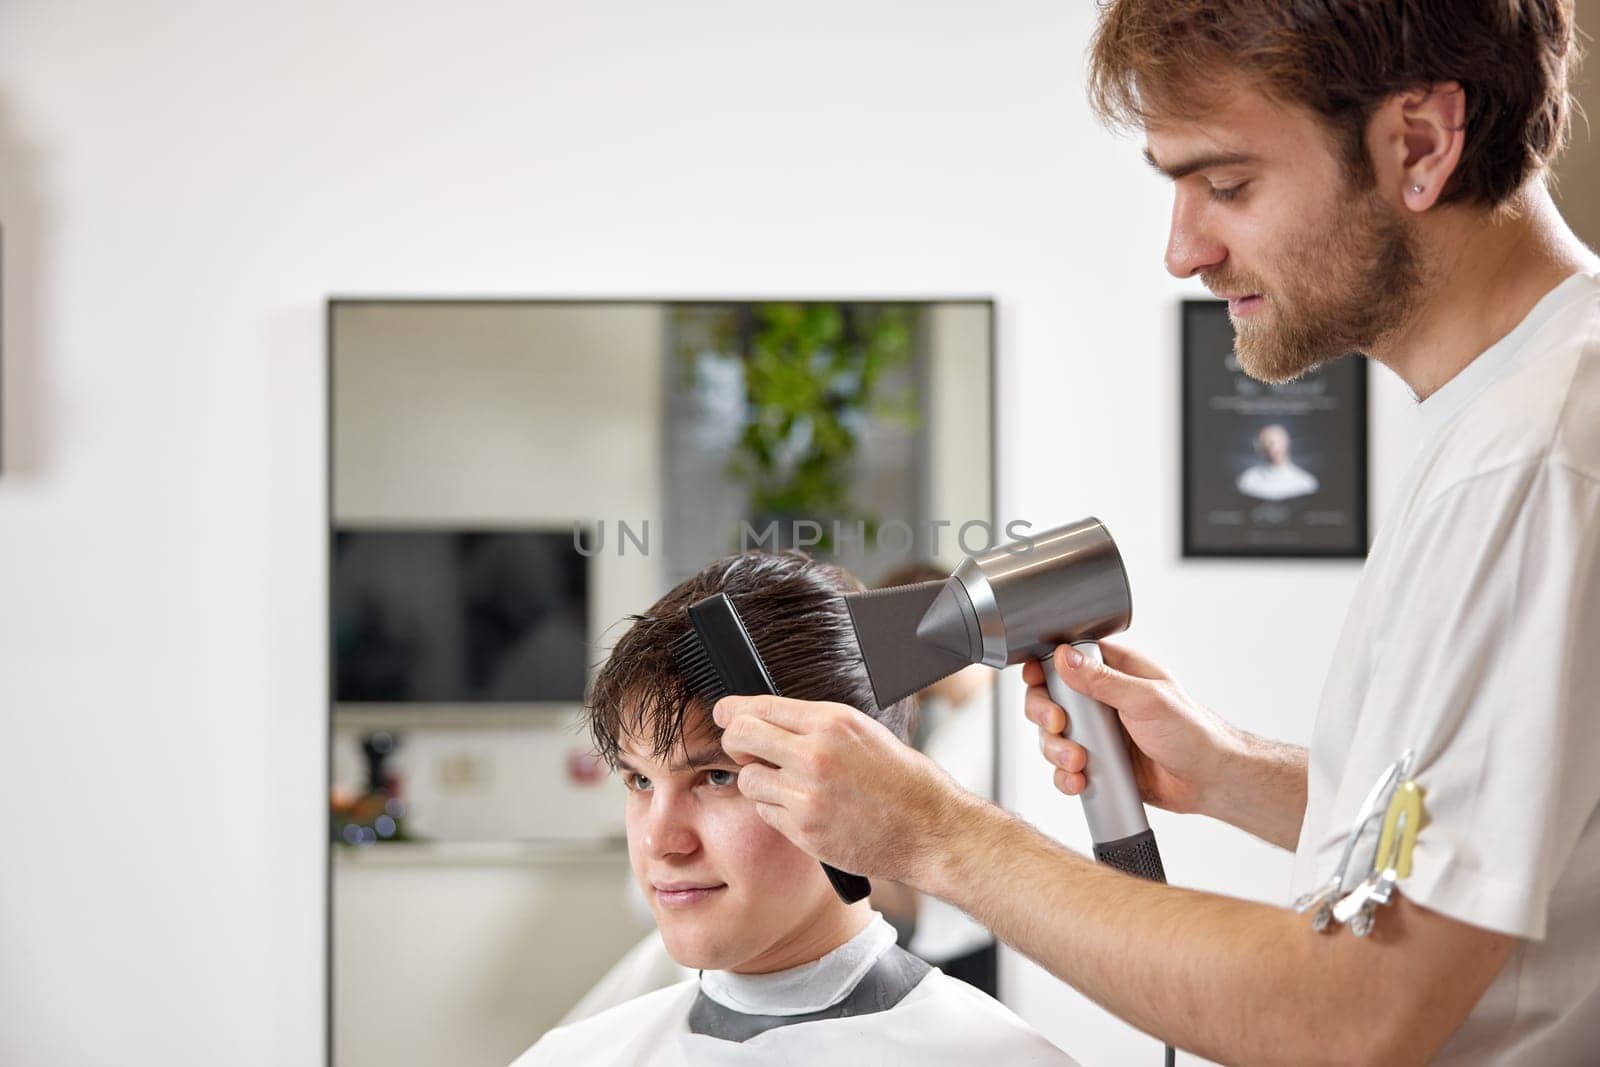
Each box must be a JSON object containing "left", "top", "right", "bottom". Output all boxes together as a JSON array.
[{"left": 618, "top": 716, "right": 848, "bottom": 974}]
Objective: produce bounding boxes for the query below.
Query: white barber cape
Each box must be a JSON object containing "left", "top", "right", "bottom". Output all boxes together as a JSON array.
[{"left": 511, "top": 915, "right": 1077, "bottom": 1066}]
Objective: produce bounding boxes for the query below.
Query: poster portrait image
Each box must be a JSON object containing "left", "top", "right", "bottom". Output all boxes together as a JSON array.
[{"left": 1181, "top": 300, "right": 1369, "bottom": 558}]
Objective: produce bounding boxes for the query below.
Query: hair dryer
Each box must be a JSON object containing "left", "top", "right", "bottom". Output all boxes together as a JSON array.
[{"left": 843, "top": 517, "right": 1166, "bottom": 882}]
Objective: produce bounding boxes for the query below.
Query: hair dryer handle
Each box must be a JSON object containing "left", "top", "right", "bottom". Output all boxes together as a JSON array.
[{"left": 1043, "top": 642, "right": 1166, "bottom": 884}]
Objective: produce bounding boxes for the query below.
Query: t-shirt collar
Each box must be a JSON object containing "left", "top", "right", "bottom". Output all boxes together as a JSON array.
[{"left": 1416, "top": 270, "right": 1599, "bottom": 444}]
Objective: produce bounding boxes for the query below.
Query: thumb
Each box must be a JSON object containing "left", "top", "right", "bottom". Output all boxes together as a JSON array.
[{"left": 1053, "top": 643, "right": 1152, "bottom": 709}]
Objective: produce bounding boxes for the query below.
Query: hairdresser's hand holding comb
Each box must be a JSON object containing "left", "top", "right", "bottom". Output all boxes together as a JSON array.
[
  {"left": 713, "top": 694, "right": 979, "bottom": 887},
  {"left": 1023, "top": 641, "right": 1308, "bottom": 851}
]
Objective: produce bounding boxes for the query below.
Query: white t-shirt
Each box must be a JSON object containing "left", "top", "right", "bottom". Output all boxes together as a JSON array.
[
  {"left": 511, "top": 915, "right": 1076, "bottom": 1066},
  {"left": 1291, "top": 270, "right": 1600, "bottom": 1064}
]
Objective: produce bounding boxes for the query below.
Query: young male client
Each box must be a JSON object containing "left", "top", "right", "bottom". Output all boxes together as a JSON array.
[{"left": 511, "top": 552, "right": 1076, "bottom": 1066}]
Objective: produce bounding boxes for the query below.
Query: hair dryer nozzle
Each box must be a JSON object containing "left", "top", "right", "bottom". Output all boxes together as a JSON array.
[
  {"left": 914, "top": 577, "right": 984, "bottom": 659},
  {"left": 844, "top": 580, "right": 977, "bottom": 709}
]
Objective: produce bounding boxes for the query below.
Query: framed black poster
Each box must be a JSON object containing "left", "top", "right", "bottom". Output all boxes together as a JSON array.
[{"left": 1181, "top": 299, "right": 1368, "bottom": 558}]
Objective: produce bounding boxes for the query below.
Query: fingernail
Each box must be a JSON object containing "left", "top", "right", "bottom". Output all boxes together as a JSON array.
[
  {"left": 1055, "top": 750, "right": 1075, "bottom": 770},
  {"left": 1064, "top": 647, "right": 1083, "bottom": 669},
  {"left": 712, "top": 699, "right": 728, "bottom": 726}
]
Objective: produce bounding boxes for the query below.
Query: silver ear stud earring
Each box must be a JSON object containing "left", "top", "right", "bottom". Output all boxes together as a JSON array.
[{"left": 1411, "top": 184, "right": 1424, "bottom": 194}]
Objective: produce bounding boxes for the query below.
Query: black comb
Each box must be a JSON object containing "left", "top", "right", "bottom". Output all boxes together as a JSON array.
[{"left": 671, "top": 592, "right": 872, "bottom": 905}]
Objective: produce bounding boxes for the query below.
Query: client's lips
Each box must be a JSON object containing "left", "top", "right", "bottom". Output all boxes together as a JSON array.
[{"left": 653, "top": 881, "right": 727, "bottom": 908}]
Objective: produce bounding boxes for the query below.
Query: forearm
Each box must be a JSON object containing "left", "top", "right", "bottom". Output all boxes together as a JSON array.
[
  {"left": 1203, "top": 728, "right": 1308, "bottom": 850},
  {"left": 917, "top": 796, "right": 1463, "bottom": 1066},
  {"left": 716, "top": 693, "right": 1501, "bottom": 1061}
]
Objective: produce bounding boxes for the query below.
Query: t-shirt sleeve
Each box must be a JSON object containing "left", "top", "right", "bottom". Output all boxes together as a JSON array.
[{"left": 1355, "top": 459, "right": 1600, "bottom": 938}]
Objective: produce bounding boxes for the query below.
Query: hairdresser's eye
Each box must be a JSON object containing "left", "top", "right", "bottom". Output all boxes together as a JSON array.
[
  {"left": 705, "top": 768, "right": 738, "bottom": 789},
  {"left": 624, "top": 772, "right": 653, "bottom": 793},
  {"left": 1209, "top": 182, "right": 1247, "bottom": 203}
]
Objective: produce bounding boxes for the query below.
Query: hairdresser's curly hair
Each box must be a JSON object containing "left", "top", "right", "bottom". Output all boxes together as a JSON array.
[
  {"left": 586, "top": 551, "right": 917, "bottom": 767},
  {"left": 1087, "top": 0, "right": 1580, "bottom": 208}
]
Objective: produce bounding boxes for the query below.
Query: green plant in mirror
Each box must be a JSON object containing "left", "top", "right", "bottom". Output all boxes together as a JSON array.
[{"left": 713, "top": 303, "right": 918, "bottom": 551}]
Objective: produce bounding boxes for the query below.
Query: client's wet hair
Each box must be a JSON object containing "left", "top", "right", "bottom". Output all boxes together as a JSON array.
[{"left": 587, "top": 551, "right": 917, "bottom": 767}]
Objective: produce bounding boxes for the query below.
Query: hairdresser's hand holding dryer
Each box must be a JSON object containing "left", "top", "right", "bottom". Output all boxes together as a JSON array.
[{"left": 716, "top": 4, "right": 1600, "bottom": 1064}]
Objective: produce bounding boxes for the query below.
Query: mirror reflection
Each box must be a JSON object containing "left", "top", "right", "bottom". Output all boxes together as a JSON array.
[{"left": 329, "top": 300, "right": 994, "bottom": 1066}]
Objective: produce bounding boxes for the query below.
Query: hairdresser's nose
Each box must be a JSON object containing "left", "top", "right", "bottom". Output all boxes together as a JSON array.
[
  {"left": 1164, "top": 188, "right": 1227, "bottom": 279},
  {"left": 642, "top": 790, "right": 700, "bottom": 860}
]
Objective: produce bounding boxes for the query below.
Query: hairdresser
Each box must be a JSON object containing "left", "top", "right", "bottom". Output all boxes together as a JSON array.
[{"left": 714, "top": 2, "right": 1600, "bottom": 1062}]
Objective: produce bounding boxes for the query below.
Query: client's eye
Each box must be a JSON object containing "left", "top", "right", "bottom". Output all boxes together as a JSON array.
[
  {"left": 624, "top": 772, "right": 653, "bottom": 793},
  {"left": 1209, "top": 182, "right": 1247, "bottom": 203},
  {"left": 705, "top": 768, "right": 738, "bottom": 789}
]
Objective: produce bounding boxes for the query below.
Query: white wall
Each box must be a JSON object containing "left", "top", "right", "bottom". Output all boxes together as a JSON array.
[
  {"left": 1554, "top": 0, "right": 1600, "bottom": 249},
  {"left": 0, "top": 3, "right": 1419, "bottom": 1065}
]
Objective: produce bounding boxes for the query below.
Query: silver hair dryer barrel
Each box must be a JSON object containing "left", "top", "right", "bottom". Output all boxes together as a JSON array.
[{"left": 846, "top": 518, "right": 1166, "bottom": 884}]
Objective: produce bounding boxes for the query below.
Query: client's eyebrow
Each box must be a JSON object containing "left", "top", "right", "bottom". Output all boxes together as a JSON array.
[
  {"left": 1143, "top": 147, "right": 1256, "bottom": 181},
  {"left": 616, "top": 745, "right": 733, "bottom": 775}
]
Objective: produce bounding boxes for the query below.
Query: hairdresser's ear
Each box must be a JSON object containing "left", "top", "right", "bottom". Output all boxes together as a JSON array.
[{"left": 1366, "top": 81, "right": 1465, "bottom": 212}]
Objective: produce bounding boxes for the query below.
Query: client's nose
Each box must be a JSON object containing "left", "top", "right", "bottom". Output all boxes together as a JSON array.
[{"left": 643, "top": 791, "right": 700, "bottom": 859}]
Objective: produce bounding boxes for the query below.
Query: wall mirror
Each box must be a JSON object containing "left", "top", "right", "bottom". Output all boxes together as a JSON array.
[{"left": 328, "top": 299, "right": 994, "bottom": 1066}]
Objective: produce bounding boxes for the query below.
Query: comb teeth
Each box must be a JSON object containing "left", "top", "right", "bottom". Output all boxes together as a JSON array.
[{"left": 670, "top": 629, "right": 730, "bottom": 706}]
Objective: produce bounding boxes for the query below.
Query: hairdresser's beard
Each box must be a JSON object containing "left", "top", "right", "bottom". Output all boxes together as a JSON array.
[{"left": 1208, "top": 189, "right": 1423, "bottom": 383}]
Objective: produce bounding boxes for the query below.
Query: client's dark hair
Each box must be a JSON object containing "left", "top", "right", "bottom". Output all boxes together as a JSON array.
[{"left": 587, "top": 551, "right": 916, "bottom": 767}]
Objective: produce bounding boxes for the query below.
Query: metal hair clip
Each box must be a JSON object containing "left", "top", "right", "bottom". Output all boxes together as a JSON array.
[{"left": 1293, "top": 749, "right": 1417, "bottom": 933}]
